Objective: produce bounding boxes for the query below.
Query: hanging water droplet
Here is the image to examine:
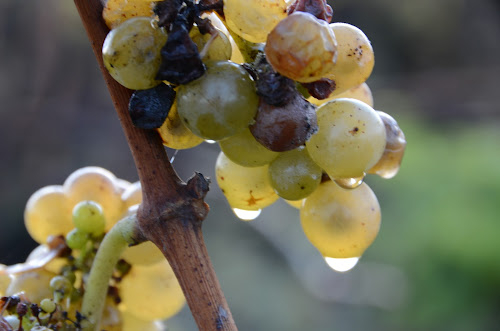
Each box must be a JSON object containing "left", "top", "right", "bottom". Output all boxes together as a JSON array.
[
  {"left": 334, "top": 174, "right": 365, "bottom": 189},
  {"left": 324, "top": 256, "right": 360, "bottom": 272},
  {"left": 205, "top": 139, "right": 216, "bottom": 144},
  {"left": 169, "top": 149, "right": 179, "bottom": 163},
  {"left": 232, "top": 208, "right": 261, "bottom": 221}
]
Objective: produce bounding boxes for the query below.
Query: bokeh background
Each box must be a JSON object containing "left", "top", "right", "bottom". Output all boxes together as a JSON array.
[{"left": 1, "top": 0, "right": 500, "bottom": 330}]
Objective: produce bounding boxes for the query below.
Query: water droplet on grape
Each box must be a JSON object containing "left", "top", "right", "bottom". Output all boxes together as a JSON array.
[
  {"left": 205, "top": 140, "right": 216, "bottom": 144},
  {"left": 324, "top": 256, "right": 360, "bottom": 272},
  {"left": 232, "top": 208, "right": 261, "bottom": 221},
  {"left": 334, "top": 174, "right": 365, "bottom": 189}
]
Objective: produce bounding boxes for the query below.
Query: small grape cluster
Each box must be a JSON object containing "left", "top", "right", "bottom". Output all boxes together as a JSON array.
[
  {"left": 1, "top": 167, "right": 183, "bottom": 330},
  {"left": 101, "top": 0, "right": 406, "bottom": 267}
]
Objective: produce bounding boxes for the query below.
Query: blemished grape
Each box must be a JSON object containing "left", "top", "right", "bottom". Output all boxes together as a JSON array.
[
  {"left": 24, "top": 186, "right": 72, "bottom": 244},
  {"left": 6, "top": 270, "right": 56, "bottom": 304},
  {"left": 119, "top": 260, "right": 185, "bottom": 321},
  {"left": 300, "top": 181, "right": 381, "bottom": 258},
  {"left": 308, "top": 82, "right": 374, "bottom": 107},
  {"left": 102, "top": 0, "right": 154, "bottom": 29},
  {"left": 368, "top": 111, "right": 406, "bottom": 178},
  {"left": 65, "top": 228, "right": 89, "bottom": 250},
  {"left": 102, "top": 17, "right": 168, "bottom": 90},
  {"left": 190, "top": 25, "right": 232, "bottom": 62},
  {"left": 223, "top": 0, "right": 288, "bottom": 43},
  {"left": 63, "top": 167, "right": 125, "bottom": 231},
  {"left": 265, "top": 12, "right": 337, "bottom": 83},
  {"left": 121, "top": 241, "right": 165, "bottom": 266},
  {"left": 216, "top": 152, "right": 279, "bottom": 211},
  {"left": 156, "top": 99, "right": 204, "bottom": 150},
  {"left": 306, "top": 98, "right": 386, "bottom": 179},
  {"left": 326, "top": 23, "right": 375, "bottom": 96},
  {"left": 177, "top": 61, "right": 258, "bottom": 141},
  {"left": 72, "top": 201, "right": 106, "bottom": 236},
  {"left": 219, "top": 129, "right": 280, "bottom": 167},
  {"left": 268, "top": 146, "right": 322, "bottom": 200}
]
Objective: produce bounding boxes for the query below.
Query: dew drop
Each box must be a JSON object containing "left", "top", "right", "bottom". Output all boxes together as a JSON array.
[
  {"left": 334, "top": 174, "right": 365, "bottom": 189},
  {"left": 232, "top": 208, "right": 261, "bottom": 221},
  {"left": 205, "top": 139, "right": 216, "bottom": 144},
  {"left": 324, "top": 256, "right": 360, "bottom": 272}
]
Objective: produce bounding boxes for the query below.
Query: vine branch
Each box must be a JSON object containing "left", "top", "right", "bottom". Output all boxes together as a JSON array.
[{"left": 72, "top": 0, "right": 237, "bottom": 330}]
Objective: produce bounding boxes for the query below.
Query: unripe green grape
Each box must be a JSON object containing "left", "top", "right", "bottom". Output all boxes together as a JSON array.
[
  {"left": 102, "top": 17, "right": 167, "bottom": 90},
  {"left": 72, "top": 201, "right": 106, "bottom": 236},
  {"left": 306, "top": 98, "right": 386, "bottom": 179},
  {"left": 308, "top": 82, "right": 374, "bottom": 107},
  {"left": 190, "top": 25, "right": 232, "bottom": 61},
  {"left": 121, "top": 241, "right": 165, "bottom": 266},
  {"left": 49, "top": 275, "right": 72, "bottom": 293},
  {"left": 119, "top": 260, "right": 185, "bottom": 321},
  {"left": 301, "top": 181, "right": 381, "bottom": 258},
  {"left": 223, "top": 0, "right": 288, "bottom": 43},
  {"left": 216, "top": 152, "right": 279, "bottom": 211},
  {"left": 177, "top": 61, "right": 258, "bottom": 141},
  {"left": 65, "top": 228, "right": 89, "bottom": 250},
  {"left": 6, "top": 270, "right": 55, "bottom": 304},
  {"left": 219, "top": 129, "right": 280, "bottom": 167},
  {"left": 326, "top": 23, "right": 375, "bottom": 96},
  {"left": 24, "top": 186, "right": 72, "bottom": 244},
  {"left": 40, "top": 298, "right": 56, "bottom": 313},
  {"left": 268, "top": 147, "right": 322, "bottom": 200}
]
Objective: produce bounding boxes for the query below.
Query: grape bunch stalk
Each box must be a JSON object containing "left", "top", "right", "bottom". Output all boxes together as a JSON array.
[{"left": 1, "top": 0, "right": 407, "bottom": 330}]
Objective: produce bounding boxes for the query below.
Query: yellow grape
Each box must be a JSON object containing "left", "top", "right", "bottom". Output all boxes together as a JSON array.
[
  {"left": 190, "top": 25, "right": 232, "bottom": 61},
  {"left": 156, "top": 99, "right": 204, "bottom": 150},
  {"left": 24, "top": 186, "right": 72, "bottom": 244},
  {"left": 300, "top": 181, "right": 381, "bottom": 258},
  {"left": 202, "top": 13, "right": 244, "bottom": 64},
  {"left": 223, "top": 0, "right": 288, "bottom": 43},
  {"left": 121, "top": 181, "right": 142, "bottom": 209},
  {"left": 283, "top": 198, "right": 304, "bottom": 209},
  {"left": 26, "top": 244, "right": 66, "bottom": 274},
  {"left": 326, "top": 23, "right": 375, "bottom": 96},
  {"left": 121, "top": 312, "right": 165, "bottom": 331},
  {"left": 0, "top": 265, "right": 12, "bottom": 296},
  {"left": 306, "top": 98, "right": 386, "bottom": 179},
  {"left": 63, "top": 167, "right": 125, "bottom": 231},
  {"left": 6, "top": 269, "right": 56, "bottom": 303},
  {"left": 216, "top": 152, "right": 279, "bottom": 211},
  {"left": 115, "top": 178, "right": 132, "bottom": 194},
  {"left": 102, "top": 0, "right": 155, "bottom": 29},
  {"left": 308, "top": 82, "right": 374, "bottom": 107},
  {"left": 121, "top": 241, "right": 165, "bottom": 266},
  {"left": 119, "top": 260, "right": 185, "bottom": 321}
]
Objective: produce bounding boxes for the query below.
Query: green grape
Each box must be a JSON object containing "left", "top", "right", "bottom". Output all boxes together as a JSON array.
[
  {"left": 102, "top": 0, "right": 155, "bottom": 29},
  {"left": 326, "top": 23, "right": 375, "bottom": 96},
  {"left": 223, "top": 0, "right": 288, "bottom": 43},
  {"left": 6, "top": 269, "right": 55, "bottom": 304},
  {"left": 219, "top": 129, "right": 280, "bottom": 167},
  {"left": 65, "top": 228, "right": 89, "bottom": 250},
  {"left": 122, "top": 312, "right": 164, "bottom": 331},
  {"left": 268, "top": 146, "right": 322, "bottom": 200},
  {"left": 24, "top": 186, "right": 72, "bottom": 244},
  {"left": 72, "top": 201, "right": 106, "bottom": 236},
  {"left": 300, "top": 181, "right": 381, "bottom": 258},
  {"left": 265, "top": 12, "right": 337, "bottom": 83},
  {"left": 216, "top": 152, "right": 279, "bottom": 211},
  {"left": 368, "top": 111, "right": 406, "bottom": 179},
  {"left": 308, "top": 82, "right": 374, "bottom": 107},
  {"left": 203, "top": 12, "right": 245, "bottom": 64},
  {"left": 156, "top": 99, "right": 204, "bottom": 150},
  {"left": 121, "top": 241, "right": 165, "bottom": 266},
  {"left": 177, "top": 61, "right": 258, "bottom": 141},
  {"left": 190, "top": 25, "right": 232, "bottom": 61},
  {"left": 63, "top": 167, "right": 125, "bottom": 232},
  {"left": 102, "top": 17, "right": 167, "bottom": 90},
  {"left": 40, "top": 298, "right": 56, "bottom": 313},
  {"left": 119, "top": 260, "right": 185, "bottom": 321},
  {"left": 306, "top": 98, "right": 386, "bottom": 179}
]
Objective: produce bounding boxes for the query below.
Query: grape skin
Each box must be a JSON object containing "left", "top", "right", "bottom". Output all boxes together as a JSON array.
[
  {"left": 300, "top": 181, "right": 381, "bottom": 258},
  {"left": 308, "top": 82, "right": 374, "bottom": 107},
  {"left": 190, "top": 25, "right": 232, "bottom": 62}
]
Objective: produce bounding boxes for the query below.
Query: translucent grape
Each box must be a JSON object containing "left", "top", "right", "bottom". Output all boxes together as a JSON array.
[
  {"left": 24, "top": 186, "right": 72, "bottom": 244},
  {"left": 121, "top": 241, "right": 165, "bottom": 266},
  {"left": 368, "top": 111, "right": 407, "bottom": 178},
  {"left": 119, "top": 260, "right": 185, "bottom": 321},
  {"left": 223, "top": 0, "right": 288, "bottom": 43},
  {"left": 306, "top": 98, "right": 386, "bottom": 179},
  {"left": 265, "top": 12, "right": 337, "bottom": 83},
  {"left": 156, "top": 99, "right": 204, "bottom": 150},
  {"left": 308, "top": 82, "right": 374, "bottom": 107},
  {"left": 6, "top": 269, "right": 55, "bottom": 304},
  {"left": 102, "top": 0, "right": 155, "bottom": 29},
  {"left": 268, "top": 146, "right": 322, "bottom": 200},
  {"left": 300, "top": 181, "right": 381, "bottom": 258},
  {"left": 177, "top": 61, "right": 258, "bottom": 141},
  {"left": 63, "top": 167, "right": 125, "bottom": 231},
  {"left": 219, "top": 129, "right": 280, "bottom": 167},
  {"left": 216, "top": 152, "right": 279, "bottom": 211},
  {"left": 72, "top": 201, "right": 106, "bottom": 236},
  {"left": 65, "top": 228, "right": 89, "bottom": 250},
  {"left": 190, "top": 25, "right": 232, "bottom": 61},
  {"left": 102, "top": 17, "right": 168, "bottom": 90},
  {"left": 326, "top": 23, "right": 375, "bottom": 96}
]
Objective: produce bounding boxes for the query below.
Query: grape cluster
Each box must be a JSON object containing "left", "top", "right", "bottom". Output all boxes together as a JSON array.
[
  {"left": 99, "top": 0, "right": 407, "bottom": 269},
  {"left": 1, "top": 167, "right": 183, "bottom": 330}
]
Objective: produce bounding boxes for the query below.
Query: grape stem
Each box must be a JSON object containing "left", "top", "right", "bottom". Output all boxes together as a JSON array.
[
  {"left": 80, "top": 215, "right": 137, "bottom": 331},
  {"left": 72, "top": 0, "right": 237, "bottom": 330}
]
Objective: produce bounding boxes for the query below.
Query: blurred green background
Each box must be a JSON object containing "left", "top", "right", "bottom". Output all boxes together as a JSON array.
[{"left": 1, "top": 0, "right": 499, "bottom": 330}]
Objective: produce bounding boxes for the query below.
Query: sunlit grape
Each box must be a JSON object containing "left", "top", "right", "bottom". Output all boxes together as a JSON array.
[
  {"left": 121, "top": 312, "right": 165, "bottom": 331},
  {"left": 190, "top": 25, "right": 232, "bottom": 61},
  {"left": 6, "top": 269, "right": 56, "bottom": 303},
  {"left": 102, "top": 0, "right": 155, "bottom": 29},
  {"left": 121, "top": 241, "right": 165, "bottom": 266}
]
